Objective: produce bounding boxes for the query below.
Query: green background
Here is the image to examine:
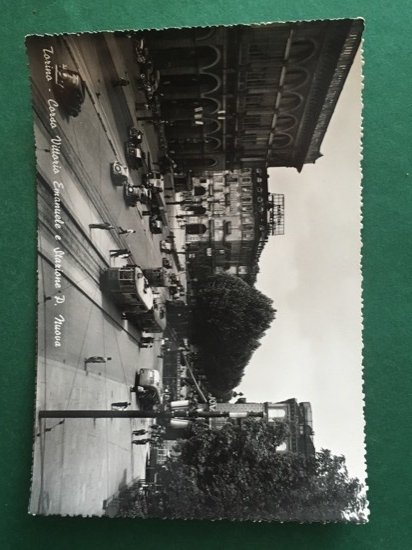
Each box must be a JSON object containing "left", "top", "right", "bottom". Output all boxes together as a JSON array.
[{"left": 1, "top": 0, "right": 411, "bottom": 548}]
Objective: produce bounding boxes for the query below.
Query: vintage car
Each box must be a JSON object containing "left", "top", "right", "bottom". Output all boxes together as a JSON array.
[
  {"left": 142, "top": 171, "right": 164, "bottom": 190},
  {"left": 149, "top": 215, "right": 163, "bottom": 234},
  {"left": 123, "top": 183, "right": 150, "bottom": 206},
  {"left": 134, "top": 368, "right": 162, "bottom": 410},
  {"left": 160, "top": 240, "right": 173, "bottom": 253},
  {"left": 53, "top": 64, "right": 85, "bottom": 117},
  {"left": 110, "top": 161, "right": 129, "bottom": 185},
  {"left": 125, "top": 141, "right": 145, "bottom": 169},
  {"left": 138, "top": 67, "right": 161, "bottom": 101},
  {"left": 134, "top": 37, "right": 153, "bottom": 66},
  {"left": 128, "top": 126, "right": 144, "bottom": 145}
]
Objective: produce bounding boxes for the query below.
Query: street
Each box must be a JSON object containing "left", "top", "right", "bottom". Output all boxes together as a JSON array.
[{"left": 28, "top": 34, "right": 182, "bottom": 516}]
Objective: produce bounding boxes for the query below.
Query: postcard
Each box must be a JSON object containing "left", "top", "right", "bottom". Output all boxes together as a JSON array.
[{"left": 27, "top": 18, "right": 367, "bottom": 521}]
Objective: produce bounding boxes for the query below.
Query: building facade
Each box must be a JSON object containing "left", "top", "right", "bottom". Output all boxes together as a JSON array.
[
  {"left": 181, "top": 168, "right": 284, "bottom": 284},
  {"left": 144, "top": 19, "right": 363, "bottom": 174},
  {"left": 210, "top": 398, "right": 315, "bottom": 457}
]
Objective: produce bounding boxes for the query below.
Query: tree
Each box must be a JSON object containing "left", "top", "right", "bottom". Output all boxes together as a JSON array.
[
  {"left": 143, "top": 421, "right": 366, "bottom": 522},
  {"left": 190, "top": 274, "right": 276, "bottom": 396}
]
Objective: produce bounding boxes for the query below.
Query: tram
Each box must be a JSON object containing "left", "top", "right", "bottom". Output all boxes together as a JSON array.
[
  {"left": 142, "top": 267, "right": 169, "bottom": 287},
  {"left": 102, "top": 266, "right": 167, "bottom": 333},
  {"left": 101, "top": 266, "right": 154, "bottom": 313}
]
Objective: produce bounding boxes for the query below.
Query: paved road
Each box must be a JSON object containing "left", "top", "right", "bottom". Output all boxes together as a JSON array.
[{"left": 27, "top": 35, "right": 174, "bottom": 516}]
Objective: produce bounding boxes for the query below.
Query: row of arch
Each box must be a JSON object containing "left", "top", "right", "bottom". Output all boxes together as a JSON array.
[
  {"left": 155, "top": 32, "right": 317, "bottom": 70},
  {"left": 160, "top": 67, "right": 310, "bottom": 101},
  {"left": 157, "top": 37, "right": 317, "bottom": 166},
  {"left": 152, "top": 27, "right": 317, "bottom": 64},
  {"left": 158, "top": 37, "right": 317, "bottom": 107},
  {"left": 162, "top": 90, "right": 303, "bottom": 127}
]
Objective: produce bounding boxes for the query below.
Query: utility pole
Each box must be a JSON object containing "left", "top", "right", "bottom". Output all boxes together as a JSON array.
[{"left": 39, "top": 409, "right": 264, "bottom": 420}]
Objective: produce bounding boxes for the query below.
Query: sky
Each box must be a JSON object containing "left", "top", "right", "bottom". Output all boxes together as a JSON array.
[{"left": 238, "top": 51, "right": 366, "bottom": 483}]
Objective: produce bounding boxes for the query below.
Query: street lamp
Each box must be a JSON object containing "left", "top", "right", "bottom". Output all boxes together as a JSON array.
[{"left": 39, "top": 409, "right": 264, "bottom": 420}]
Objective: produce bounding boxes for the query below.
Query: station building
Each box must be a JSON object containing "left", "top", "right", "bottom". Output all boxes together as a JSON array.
[
  {"left": 210, "top": 398, "right": 315, "bottom": 457},
  {"left": 156, "top": 398, "right": 315, "bottom": 464}
]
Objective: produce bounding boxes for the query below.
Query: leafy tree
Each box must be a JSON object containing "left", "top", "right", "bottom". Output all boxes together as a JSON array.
[
  {"left": 190, "top": 274, "right": 276, "bottom": 396},
  {"left": 144, "top": 421, "right": 366, "bottom": 522}
]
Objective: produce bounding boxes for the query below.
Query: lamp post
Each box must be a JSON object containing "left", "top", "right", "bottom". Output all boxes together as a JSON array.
[{"left": 38, "top": 409, "right": 264, "bottom": 420}]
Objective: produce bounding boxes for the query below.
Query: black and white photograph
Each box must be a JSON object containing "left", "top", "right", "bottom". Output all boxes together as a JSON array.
[{"left": 27, "top": 18, "right": 367, "bottom": 521}]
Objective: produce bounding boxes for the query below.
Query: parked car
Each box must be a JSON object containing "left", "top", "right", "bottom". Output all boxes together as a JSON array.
[
  {"left": 128, "top": 126, "right": 144, "bottom": 145},
  {"left": 53, "top": 64, "right": 85, "bottom": 117},
  {"left": 123, "top": 183, "right": 141, "bottom": 206},
  {"left": 110, "top": 161, "right": 129, "bottom": 185},
  {"left": 123, "top": 183, "right": 150, "bottom": 206},
  {"left": 134, "top": 37, "right": 150, "bottom": 65},
  {"left": 134, "top": 368, "right": 162, "bottom": 411},
  {"left": 149, "top": 215, "right": 163, "bottom": 234},
  {"left": 160, "top": 240, "right": 173, "bottom": 253},
  {"left": 125, "top": 140, "right": 145, "bottom": 169},
  {"left": 142, "top": 171, "right": 164, "bottom": 190},
  {"left": 138, "top": 67, "right": 161, "bottom": 101}
]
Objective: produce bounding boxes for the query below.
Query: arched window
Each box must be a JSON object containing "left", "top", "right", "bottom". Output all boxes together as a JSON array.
[
  {"left": 186, "top": 223, "right": 208, "bottom": 235},
  {"left": 193, "top": 186, "right": 207, "bottom": 196},
  {"left": 161, "top": 73, "right": 219, "bottom": 95},
  {"left": 189, "top": 158, "right": 217, "bottom": 168},
  {"left": 196, "top": 28, "right": 217, "bottom": 42},
  {"left": 203, "top": 118, "right": 221, "bottom": 134},
  {"left": 279, "top": 92, "right": 302, "bottom": 112},
  {"left": 188, "top": 205, "right": 207, "bottom": 215},
  {"left": 200, "top": 97, "right": 221, "bottom": 116},
  {"left": 289, "top": 40, "right": 316, "bottom": 63},
  {"left": 284, "top": 68, "right": 308, "bottom": 90},
  {"left": 276, "top": 115, "right": 296, "bottom": 132},
  {"left": 272, "top": 133, "right": 293, "bottom": 149},
  {"left": 197, "top": 46, "right": 221, "bottom": 70}
]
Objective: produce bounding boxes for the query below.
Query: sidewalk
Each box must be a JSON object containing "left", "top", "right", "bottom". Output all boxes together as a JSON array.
[{"left": 102, "top": 33, "right": 161, "bottom": 166}]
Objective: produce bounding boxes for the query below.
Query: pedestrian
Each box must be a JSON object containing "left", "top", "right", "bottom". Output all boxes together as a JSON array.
[
  {"left": 111, "top": 401, "right": 131, "bottom": 410},
  {"left": 85, "top": 356, "right": 112, "bottom": 364},
  {"left": 113, "top": 77, "right": 130, "bottom": 87},
  {"left": 150, "top": 425, "right": 165, "bottom": 434},
  {"left": 89, "top": 222, "right": 114, "bottom": 230},
  {"left": 110, "top": 248, "right": 129, "bottom": 257},
  {"left": 118, "top": 227, "right": 136, "bottom": 235},
  {"left": 130, "top": 385, "right": 145, "bottom": 393},
  {"left": 132, "top": 429, "right": 148, "bottom": 436}
]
